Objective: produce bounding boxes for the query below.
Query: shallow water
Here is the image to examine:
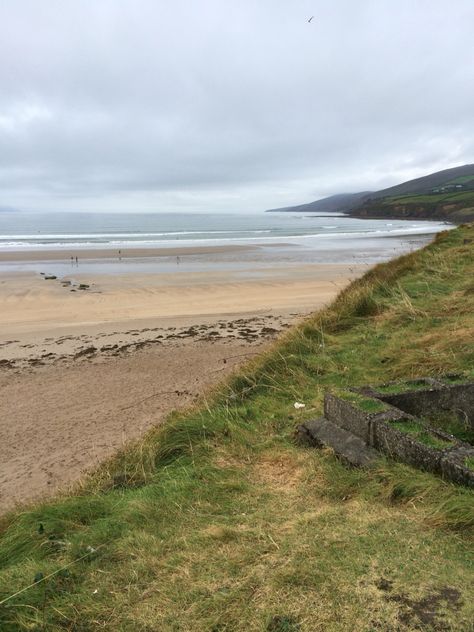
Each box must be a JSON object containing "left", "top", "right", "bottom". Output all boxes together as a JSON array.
[{"left": 0, "top": 210, "right": 451, "bottom": 276}]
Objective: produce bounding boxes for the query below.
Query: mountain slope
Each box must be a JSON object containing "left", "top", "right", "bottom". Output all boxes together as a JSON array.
[
  {"left": 373, "top": 163, "right": 474, "bottom": 197},
  {"left": 268, "top": 164, "right": 474, "bottom": 222},
  {"left": 267, "top": 191, "right": 372, "bottom": 214},
  {"left": 350, "top": 189, "right": 474, "bottom": 223}
]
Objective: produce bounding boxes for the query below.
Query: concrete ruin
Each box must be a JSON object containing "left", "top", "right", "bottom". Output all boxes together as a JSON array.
[{"left": 297, "top": 375, "right": 474, "bottom": 487}]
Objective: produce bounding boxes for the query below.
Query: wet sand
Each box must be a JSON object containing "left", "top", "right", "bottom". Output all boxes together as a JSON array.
[{"left": 0, "top": 244, "right": 263, "bottom": 262}]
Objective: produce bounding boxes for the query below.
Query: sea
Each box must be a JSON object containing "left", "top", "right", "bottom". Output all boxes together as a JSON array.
[{"left": 0, "top": 210, "right": 451, "bottom": 276}]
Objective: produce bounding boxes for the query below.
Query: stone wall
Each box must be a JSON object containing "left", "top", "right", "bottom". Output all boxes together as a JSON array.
[
  {"left": 317, "top": 376, "right": 474, "bottom": 486},
  {"left": 357, "top": 376, "right": 474, "bottom": 428}
]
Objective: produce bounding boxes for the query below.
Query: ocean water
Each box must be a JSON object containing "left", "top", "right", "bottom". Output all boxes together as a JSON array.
[
  {"left": 0, "top": 210, "right": 451, "bottom": 276},
  {"left": 0, "top": 210, "right": 449, "bottom": 249}
]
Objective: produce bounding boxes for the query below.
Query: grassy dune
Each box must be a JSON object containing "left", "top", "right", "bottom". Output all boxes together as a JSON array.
[{"left": 1, "top": 226, "right": 474, "bottom": 631}]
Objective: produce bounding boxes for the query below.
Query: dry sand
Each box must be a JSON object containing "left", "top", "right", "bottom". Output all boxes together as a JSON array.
[{"left": 0, "top": 254, "right": 364, "bottom": 514}]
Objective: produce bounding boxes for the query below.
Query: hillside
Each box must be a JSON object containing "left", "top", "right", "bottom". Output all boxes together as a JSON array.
[
  {"left": 373, "top": 163, "right": 474, "bottom": 197},
  {"left": 0, "top": 226, "right": 473, "bottom": 630},
  {"left": 351, "top": 164, "right": 474, "bottom": 223},
  {"left": 350, "top": 190, "right": 474, "bottom": 223},
  {"left": 266, "top": 191, "right": 372, "bottom": 214},
  {"left": 268, "top": 164, "right": 474, "bottom": 223}
]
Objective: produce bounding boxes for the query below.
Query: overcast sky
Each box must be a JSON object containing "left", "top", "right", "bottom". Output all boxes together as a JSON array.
[{"left": 0, "top": 0, "right": 473, "bottom": 213}]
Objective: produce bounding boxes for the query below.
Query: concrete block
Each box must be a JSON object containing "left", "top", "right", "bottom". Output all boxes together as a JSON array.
[
  {"left": 440, "top": 446, "right": 474, "bottom": 487},
  {"left": 324, "top": 392, "right": 405, "bottom": 444},
  {"left": 358, "top": 377, "right": 474, "bottom": 427},
  {"left": 324, "top": 393, "right": 371, "bottom": 441},
  {"left": 297, "top": 417, "right": 379, "bottom": 468},
  {"left": 372, "top": 416, "right": 457, "bottom": 476}
]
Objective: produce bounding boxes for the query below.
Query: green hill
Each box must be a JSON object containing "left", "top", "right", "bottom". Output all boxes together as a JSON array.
[
  {"left": 369, "top": 163, "right": 474, "bottom": 197},
  {"left": 351, "top": 164, "right": 474, "bottom": 223},
  {"left": 350, "top": 190, "right": 474, "bottom": 223},
  {"left": 1, "top": 226, "right": 473, "bottom": 631},
  {"left": 268, "top": 164, "right": 474, "bottom": 223}
]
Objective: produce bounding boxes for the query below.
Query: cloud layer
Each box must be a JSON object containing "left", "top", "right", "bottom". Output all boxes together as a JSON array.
[{"left": 1, "top": 0, "right": 473, "bottom": 212}]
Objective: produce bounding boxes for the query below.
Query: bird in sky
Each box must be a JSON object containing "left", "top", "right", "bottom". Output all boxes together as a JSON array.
[{"left": 308, "top": 16, "right": 314, "bottom": 23}]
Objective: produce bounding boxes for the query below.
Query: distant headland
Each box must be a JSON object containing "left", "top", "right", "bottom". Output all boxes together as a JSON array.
[{"left": 267, "top": 163, "right": 474, "bottom": 223}]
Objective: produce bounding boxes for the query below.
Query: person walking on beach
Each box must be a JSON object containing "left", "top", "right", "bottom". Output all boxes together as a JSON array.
[
  {"left": 176, "top": 256, "right": 180, "bottom": 265},
  {"left": 118, "top": 249, "right": 122, "bottom": 261},
  {"left": 75, "top": 256, "right": 78, "bottom": 266}
]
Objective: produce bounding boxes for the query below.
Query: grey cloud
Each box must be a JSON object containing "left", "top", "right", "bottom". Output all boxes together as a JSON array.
[{"left": 0, "top": 0, "right": 473, "bottom": 211}]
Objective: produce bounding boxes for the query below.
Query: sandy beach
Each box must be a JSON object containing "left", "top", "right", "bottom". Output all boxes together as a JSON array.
[
  {"left": 0, "top": 244, "right": 262, "bottom": 262},
  {"left": 0, "top": 245, "right": 364, "bottom": 513}
]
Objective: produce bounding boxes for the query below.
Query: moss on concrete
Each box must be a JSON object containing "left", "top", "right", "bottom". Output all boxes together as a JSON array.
[{"left": 390, "top": 419, "right": 455, "bottom": 450}]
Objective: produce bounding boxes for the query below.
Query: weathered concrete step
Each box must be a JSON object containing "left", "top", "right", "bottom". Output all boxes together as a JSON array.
[{"left": 297, "top": 417, "right": 379, "bottom": 468}]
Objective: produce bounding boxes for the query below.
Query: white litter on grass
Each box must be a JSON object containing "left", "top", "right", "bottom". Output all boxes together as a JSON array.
[{"left": 294, "top": 402, "right": 305, "bottom": 409}]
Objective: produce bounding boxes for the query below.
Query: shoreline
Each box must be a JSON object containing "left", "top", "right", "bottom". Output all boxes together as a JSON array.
[{"left": 0, "top": 243, "right": 269, "bottom": 262}]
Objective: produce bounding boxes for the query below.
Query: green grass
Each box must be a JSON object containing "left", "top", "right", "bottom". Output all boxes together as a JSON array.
[
  {"left": 446, "top": 175, "right": 474, "bottom": 185},
  {"left": 390, "top": 419, "right": 455, "bottom": 450},
  {"left": 1, "top": 225, "right": 474, "bottom": 631},
  {"left": 423, "top": 411, "right": 474, "bottom": 445},
  {"left": 385, "top": 191, "right": 474, "bottom": 205},
  {"left": 441, "top": 372, "right": 473, "bottom": 384},
  {"left": 337, "top": 390, "right": 388, "bottom": 413},
  {"left": 375, "top": 379, "right": 431, "bottom": 395},
  {"left": 465, "top": 457, "right": 474, "bottom": 471}
]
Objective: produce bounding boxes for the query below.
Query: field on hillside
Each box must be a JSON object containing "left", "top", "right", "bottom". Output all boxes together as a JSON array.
[
  {"left": 447, "top": 175, "right": 474, "bottom": 185},
  {"left": 385, "top": 191, "right": 474, "bottom": 205},
  {"left": 1, "top": 226, "right": 473, "bottom": 631}
]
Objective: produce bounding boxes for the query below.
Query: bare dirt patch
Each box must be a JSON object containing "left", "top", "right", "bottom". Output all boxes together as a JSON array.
[
  {"left": 378, "top": 582, "right": 464, "bottom": 630},
  {"left": 253, "top": 451, "right": 307, "bottom": 492}
]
